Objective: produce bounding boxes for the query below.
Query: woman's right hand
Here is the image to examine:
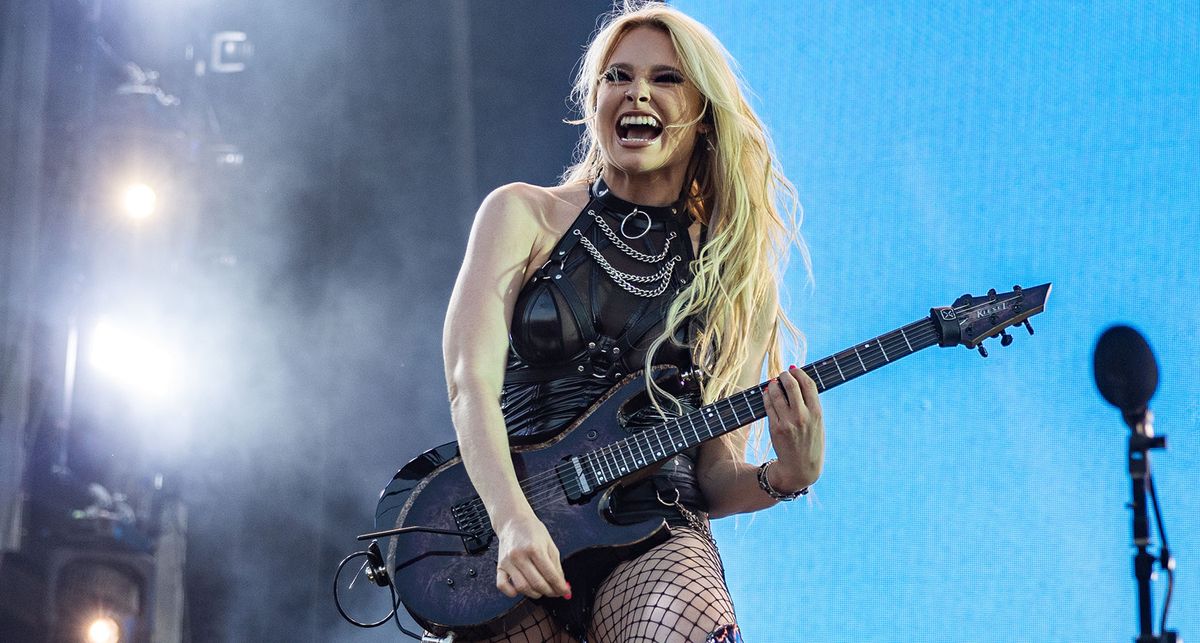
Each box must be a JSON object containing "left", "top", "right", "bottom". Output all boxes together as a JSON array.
[{"left": 494, "top": 513, "right": 572, "bottom": 600}]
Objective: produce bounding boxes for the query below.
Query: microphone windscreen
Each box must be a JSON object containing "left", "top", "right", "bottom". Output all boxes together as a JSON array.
[{"left": 1093, "top": 325, "right": 1158, "bottom": 414}]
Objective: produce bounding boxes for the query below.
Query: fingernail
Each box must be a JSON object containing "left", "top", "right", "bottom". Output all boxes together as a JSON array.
[
  {"left": 564, "top": 592, "right": 573, "bottom": 600},
  {"left": 789, "top": 364, "right": 796, "bottom": 370}
]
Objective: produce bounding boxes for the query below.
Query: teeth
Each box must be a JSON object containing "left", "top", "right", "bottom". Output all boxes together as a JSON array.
[{"left": 619, "top": 114, "right": 661, "bottom": 128}]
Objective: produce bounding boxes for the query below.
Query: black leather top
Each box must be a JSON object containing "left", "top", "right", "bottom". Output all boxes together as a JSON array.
[{"left": 499, "top": 180, "right": 710, "bottom": 521}]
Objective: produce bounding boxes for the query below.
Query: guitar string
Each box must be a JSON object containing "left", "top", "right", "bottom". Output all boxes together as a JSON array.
[
  {"left": 504, "top": 325, "right": 941, "bottom": 514},
  {"left": 500, "top": 324, "right": 945, "bottom": 515},
  {"left": 461, "top": 297, "right": 1033, "bottom": 530},
  {"left": 493, "top": 324, "right": 940, "bottom": 516},
  {"left": 467, "top": 289, "right": 1028, "bottom": 524},
  {"left": 458, "top": 324, "right": 946, "bottom": 536}
]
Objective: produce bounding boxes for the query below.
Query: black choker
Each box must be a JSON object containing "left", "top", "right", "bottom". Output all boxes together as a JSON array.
[{"left": 590, "top": 178, "right": 687, "bottom": 224}]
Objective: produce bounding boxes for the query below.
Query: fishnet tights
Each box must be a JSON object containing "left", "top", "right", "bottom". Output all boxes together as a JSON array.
[{"left": 476, "top": 528, "right": 737, "bottom": 643}]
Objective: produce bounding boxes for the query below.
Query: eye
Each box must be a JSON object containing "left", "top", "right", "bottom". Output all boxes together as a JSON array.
[
  {"left": 655, "top": 72, "right": 686, "bottom": 84},
  {"left": 602, "top": 67, "right": 631, "bottom": 83}
]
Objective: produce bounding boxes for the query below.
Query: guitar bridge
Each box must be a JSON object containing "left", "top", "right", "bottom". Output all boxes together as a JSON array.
[{"left": 450, "top": 498, "right": 492, "bottom": 554}]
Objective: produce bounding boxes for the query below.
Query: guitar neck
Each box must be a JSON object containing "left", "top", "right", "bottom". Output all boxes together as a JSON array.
[{"left": 580, "top": 317, "right": 941, "bottom": 488}]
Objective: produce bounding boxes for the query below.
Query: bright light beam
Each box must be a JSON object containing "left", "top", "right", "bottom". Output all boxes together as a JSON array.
[
  {"left": 89, "top": 318, "right": 178, "bottom": 400},
  {"left": 85, "top": 614, "right": 121, "bottom": 643},
  {"left": 120, "top": 183, "right": 157, "bottom": 220}
]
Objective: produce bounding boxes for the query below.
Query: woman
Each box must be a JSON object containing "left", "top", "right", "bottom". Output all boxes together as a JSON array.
[{"left": 442, "top": 3, "right": 823, "bottom": 641}]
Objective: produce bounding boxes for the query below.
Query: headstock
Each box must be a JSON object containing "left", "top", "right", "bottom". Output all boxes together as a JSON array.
[{"left": 931, "top": 283, "right": 1052, "bottom": 357}]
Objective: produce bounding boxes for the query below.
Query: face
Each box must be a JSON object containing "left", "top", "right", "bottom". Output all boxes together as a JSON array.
[{"left": 594, "top": 26, "right": 706, "bottom": 184}]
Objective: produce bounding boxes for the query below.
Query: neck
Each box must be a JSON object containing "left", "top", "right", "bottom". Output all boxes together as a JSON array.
[{"left": 600, "top": 167, "right": 685, "bottom": 207}]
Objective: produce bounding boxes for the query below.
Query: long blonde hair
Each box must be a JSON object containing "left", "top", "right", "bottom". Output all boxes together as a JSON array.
[{"left": 562, "top": 2, "right": 808, "bottom": 413}]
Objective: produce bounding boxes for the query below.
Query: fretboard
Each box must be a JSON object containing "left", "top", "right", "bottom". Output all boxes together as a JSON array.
[{"left": 576, "top": 316, "right": 941, "bottom": 490}]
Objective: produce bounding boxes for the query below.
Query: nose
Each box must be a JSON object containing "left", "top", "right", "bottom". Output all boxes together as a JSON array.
[{"left": 625, "top": 78, "right": 650, "bottom": 103}]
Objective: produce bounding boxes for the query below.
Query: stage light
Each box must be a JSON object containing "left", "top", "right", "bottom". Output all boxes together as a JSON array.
[
  {"left": 89, "top": 318, "right": 178, "bottom": 399},
  {"left": 120, "top": 183, "right": 157, "bottom": 220},
  {"left": 211, "top": 31, "right": 253, "bottom": 73},
  {"left": 84, "top": 614, "right": 120, "bottom": 643}
]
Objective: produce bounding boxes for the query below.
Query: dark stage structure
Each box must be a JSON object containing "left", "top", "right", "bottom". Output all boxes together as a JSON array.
[{"left": 0, "top": 1, "right": 608, "bottom": 640}]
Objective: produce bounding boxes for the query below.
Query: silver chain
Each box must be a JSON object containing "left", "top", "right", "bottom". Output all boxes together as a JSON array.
[
  {"left": 589, "top": 211, "right": 675, "bottom": 262},
  {"left": 575, "top": 232, "right": 679, "bottom": 298}
]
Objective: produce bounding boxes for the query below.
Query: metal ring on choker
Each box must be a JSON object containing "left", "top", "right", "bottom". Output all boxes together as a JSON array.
[{"left": 620, "top": 208, "right": 652, "bottom": 239}]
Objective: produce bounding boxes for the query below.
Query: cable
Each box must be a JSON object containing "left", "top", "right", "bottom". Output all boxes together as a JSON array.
[
  {"left": 332, "top": 550, "right": 421, "bottom": 638},
  {"left": 1147, "top": 476, "right": 1174, "bottom": 634}
]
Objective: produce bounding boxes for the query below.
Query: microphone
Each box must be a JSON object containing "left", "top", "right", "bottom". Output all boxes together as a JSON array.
[{"left": 1093, "top": 325, "right": 1158, "bottom": 427}]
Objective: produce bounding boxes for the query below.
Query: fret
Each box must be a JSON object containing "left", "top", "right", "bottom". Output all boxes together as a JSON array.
[
  {"left": 653, "top": 427, "right": 667, "bottom": 458},
  {"left": 900, "top": 327, "right": 914, "bottom": 352},
  {"left": 727, "top": 397, "right": 742, "bottom": 425},
  {"left": 740, "top": 390, "right": 755, "bottom": 421},
  {"left": 670, "top": 418, "right": 687, "bottom": 450},
  {"left": 807, "top": 364, "right": 825, "bottom": 390},
  {"left": 876, "top": 338, "right": 890, "bottom": 362},
  {"left": 592, "top": 451, "right": 609, "bottom": 482},
  {"left": 687, "top": 414, "right": 702, "bottom": 443},
  {"left": 832, "top": 357, "right": 846, "bottom": 382},
  {"left": 853, "top": 346, "right": 867, "bottom": 371},
  {"left": 586, "top": 456, "right": 599, "bottom": 489},
  {"left": 584, "top": 453, "right": 597, "bottom": 486},
  {"left": 699, "top": 407, "right": 714, "bottom": 438}
]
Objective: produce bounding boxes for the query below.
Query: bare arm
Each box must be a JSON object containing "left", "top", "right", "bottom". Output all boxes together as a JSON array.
[
  {"left": 696, "top": 289, "right": 825, "bottom": 518},
  {"left": 443, "top": 183, "right": 570, "bottom": 599}
]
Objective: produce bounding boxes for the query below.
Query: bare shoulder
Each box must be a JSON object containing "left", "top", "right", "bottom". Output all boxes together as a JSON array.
[
  {"left": 483, "top": 180, "right": 586, "bottom": 216},
  {"left": 476, "top": 182, "right": 590, "bottom": 255}
]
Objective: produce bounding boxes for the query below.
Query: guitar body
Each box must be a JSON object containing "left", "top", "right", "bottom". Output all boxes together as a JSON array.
[{"left": 375, "top": 369, "right": 676, "bottom": 638}]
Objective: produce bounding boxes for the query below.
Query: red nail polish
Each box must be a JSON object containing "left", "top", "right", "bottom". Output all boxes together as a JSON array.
[{"left": 789, "top": 364, "right": 796, "bottom": 370}]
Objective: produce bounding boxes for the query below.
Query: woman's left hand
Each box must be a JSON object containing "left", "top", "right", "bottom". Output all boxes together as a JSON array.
[{"left": 762, "top": 365, "right": 825, "bottom": 493}]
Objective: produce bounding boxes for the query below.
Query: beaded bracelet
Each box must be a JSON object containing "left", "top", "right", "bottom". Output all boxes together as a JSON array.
[{"left": 757, "top": 459, "right": 808, "bottom": 501}]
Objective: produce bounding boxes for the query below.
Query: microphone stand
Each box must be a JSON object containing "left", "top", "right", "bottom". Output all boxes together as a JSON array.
[{"left": 1126, "top": 411, "right": 1177, "bottom": 643}]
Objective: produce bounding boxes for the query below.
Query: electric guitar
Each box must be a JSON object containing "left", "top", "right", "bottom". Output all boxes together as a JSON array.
[{"left": 367, "top": 283, "right": 1051, "bottom": 638}]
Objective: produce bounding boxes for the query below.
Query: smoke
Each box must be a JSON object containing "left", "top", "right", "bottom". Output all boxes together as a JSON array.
[{"left": 43, "top": 1, "right": 606, "bottom": 640}]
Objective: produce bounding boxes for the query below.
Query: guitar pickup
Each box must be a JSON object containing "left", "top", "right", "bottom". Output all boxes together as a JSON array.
[{"left": 556, "top": 457, "right": 592, "bottom": 503}]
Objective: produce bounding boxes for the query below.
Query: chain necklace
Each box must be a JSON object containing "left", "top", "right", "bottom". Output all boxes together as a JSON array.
[
  {"left": 578, "top": 179, "right": 686, "bottom": 298},
  {"left": 589, "top": 211, "right": 675, "bottom": 262},
  {"left": 574, "top": 229, "right": 680, "bottom": 298}
]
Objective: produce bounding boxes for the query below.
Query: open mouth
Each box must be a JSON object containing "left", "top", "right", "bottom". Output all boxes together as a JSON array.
[{"left": 616, "top": 114, "right": 663, "bottom": 143}]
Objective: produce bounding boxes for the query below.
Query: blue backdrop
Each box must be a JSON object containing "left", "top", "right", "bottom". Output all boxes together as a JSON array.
[{"left": 674, "top": 2, "right": 1200, "bottom": 641}]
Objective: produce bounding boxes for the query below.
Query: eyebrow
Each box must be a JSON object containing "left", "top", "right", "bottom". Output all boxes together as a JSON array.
[{"left": 606, "top": 62, "right": 684, "bottom": 75}]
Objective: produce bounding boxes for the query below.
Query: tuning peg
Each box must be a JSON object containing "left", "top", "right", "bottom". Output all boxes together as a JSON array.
[
  {"left": 1022, "top": 320, "right": 1034, "bottom": 335},
  {"left": 1000, "top": 330, "right": 1014, "bottom": 347},
  {"left": 988, "top": 288, "right": 998, "bottom": 301},
  {"left": 977, "top": 344, "right": 989, "bottom": 358}
]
